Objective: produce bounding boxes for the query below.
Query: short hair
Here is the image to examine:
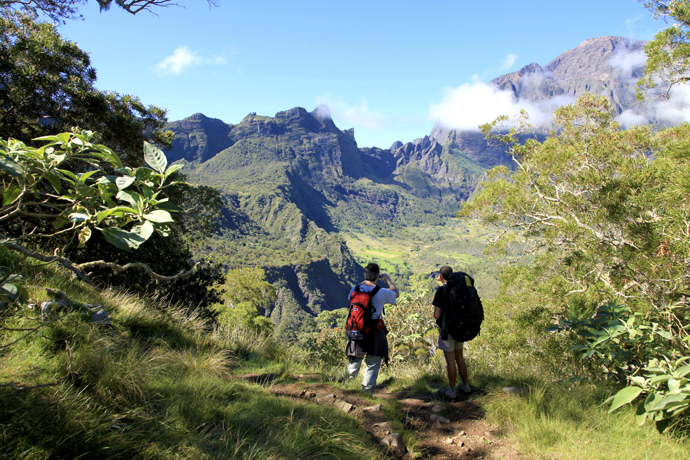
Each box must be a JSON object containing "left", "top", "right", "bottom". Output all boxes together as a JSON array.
[
  {"left": 364, "top": 263, "right": 380, "bottom": 282},
  {"left": 439, "top": 265, "right": 453, "bottom": 281}
]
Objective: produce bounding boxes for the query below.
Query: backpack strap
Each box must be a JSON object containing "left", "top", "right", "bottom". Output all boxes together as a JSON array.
[
  {"left": 354, "top": 283, "right": 381, "bottom": 297},
  {"left": 441, "top": 283, "right": 449, "bottom": 341}
]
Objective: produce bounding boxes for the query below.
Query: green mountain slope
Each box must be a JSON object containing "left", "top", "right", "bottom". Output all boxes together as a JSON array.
[{"left": 165, "top": 107, "right": 489, "bottom": 335}]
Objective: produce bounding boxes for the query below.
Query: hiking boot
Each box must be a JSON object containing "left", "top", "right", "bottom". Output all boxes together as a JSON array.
[
  {"left": 441, "top": 388, "right": 457, "bottom": 398},
  {"left": 459, "top": 382, "right": 471, "bottom": 394}
]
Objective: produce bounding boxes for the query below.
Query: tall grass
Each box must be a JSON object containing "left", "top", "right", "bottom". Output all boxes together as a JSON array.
[
  {"left": 0, "top": 254, "right": 383, "bottom": 459},
  {"left": 4, "top": 249, "right": 690, "bottom": 459},
  {"left": 479, "top": 382, "right": 690, "bottom": 459}
]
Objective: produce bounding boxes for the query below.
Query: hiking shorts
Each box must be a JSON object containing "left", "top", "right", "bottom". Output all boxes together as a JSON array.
[{"left": 438, "top": 333, "right": 464, "bottom": 352}]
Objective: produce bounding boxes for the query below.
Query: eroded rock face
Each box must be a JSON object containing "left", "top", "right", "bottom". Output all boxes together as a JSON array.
[{"left": 491, "top": 36, "right": 646, "bottom": 114}]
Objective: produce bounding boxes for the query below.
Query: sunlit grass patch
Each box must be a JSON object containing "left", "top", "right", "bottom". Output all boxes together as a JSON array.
[{"left": 481, "top": 382, "right": 690, "bottom": 460}]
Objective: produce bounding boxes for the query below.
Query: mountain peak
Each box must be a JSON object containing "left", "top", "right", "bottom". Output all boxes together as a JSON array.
[{"left": 489, "top": 35, "right": 646, "bottom": 114}]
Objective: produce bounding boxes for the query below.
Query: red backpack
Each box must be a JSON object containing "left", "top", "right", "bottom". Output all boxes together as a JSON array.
[{"left": 345, "top": 284, "right": 381, "bottom": 341}]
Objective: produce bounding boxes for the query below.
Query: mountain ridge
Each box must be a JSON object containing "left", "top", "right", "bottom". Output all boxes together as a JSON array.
[{"left": 165, "top": 35, "right": 651, "bottom": 335}]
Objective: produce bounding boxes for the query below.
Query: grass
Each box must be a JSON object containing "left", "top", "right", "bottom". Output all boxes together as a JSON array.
[
  {"left": 0, "top": 253, "right": 384, "bottom": 460},
  {"left": 478, "top": 382, "right": 690, "bottom": 460},
  {"left": 3, "top": 247, "right": 690, "bottom": 459}
]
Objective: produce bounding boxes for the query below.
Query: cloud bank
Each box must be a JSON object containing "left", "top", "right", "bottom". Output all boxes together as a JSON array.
[
  {"left": 428, "top": 76, "right": 573, "bottom": 131},
  {"left": 430, "top": 46, "right": 690, "bottom": 132}
]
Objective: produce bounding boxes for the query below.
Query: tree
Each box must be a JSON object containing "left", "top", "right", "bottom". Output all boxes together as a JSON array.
[
  {"left": 0, "top": 13, "right": 172, "bottom": 165},
  {"left": 0, "top": 129, "right": 195, "bottom": 355},
  {"left": 639, "top": 1, "right": 690, "bottom": 94},
  {"left": 58, "top": 175, "right": 226, "bottom": 317},
  {"left": 0, "top": 131, "right": 185, "bottom": 279},
  {"left": 1, "top": 0, "right": 218, "bottom": 23},
  {"left": 213, "top": 268, "right": 276, "bottom": 333},
  {"left": 463, "top": 93, "right": 690, "bottom": 431}
]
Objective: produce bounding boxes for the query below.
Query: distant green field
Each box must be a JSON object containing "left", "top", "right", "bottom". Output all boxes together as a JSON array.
[{"left": 343, "top": 218, "right": 501, "bottom": 295}]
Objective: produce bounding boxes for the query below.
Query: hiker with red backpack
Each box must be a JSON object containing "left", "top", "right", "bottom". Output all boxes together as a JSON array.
[
  {"left": 433, "top": 265, "right": 484, "bottom": 398},
  {"left": 345, "top": 262, "right": 398, "bottom": 395}
]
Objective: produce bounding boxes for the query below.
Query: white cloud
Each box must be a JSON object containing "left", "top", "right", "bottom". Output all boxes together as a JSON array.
[
  {"left": 609, "top": 47, "right": 646, "bottom": 77},
  {"left": 315, "top": 95, "right": 388, "bottom": 129},
  {"left": 607, "top": 46, "right": 690, "bottom": 128},
  {"left": 652, "top": 84, "right": 690, "bottom": 124},
  {"left": 156, "top": 46, "right": 227, "bottom": 77},
  {"left": 501, "top": 53, "right": 518, "bottom": 70},
  {"left": 428, "top": 78, "right": 573, "bottom": 131}
]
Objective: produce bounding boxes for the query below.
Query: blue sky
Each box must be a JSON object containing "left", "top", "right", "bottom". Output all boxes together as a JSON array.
[{"left": 59, "top": 0, "right": 662, "bottom": 149}]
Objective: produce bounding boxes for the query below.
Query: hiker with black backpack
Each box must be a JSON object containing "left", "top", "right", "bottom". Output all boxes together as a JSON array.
[
  {"left": 433, "top": 265, "right": 484, "bottom": 398},
  {"left": 345, "top": 262, "right": 398, "bottom": 395}
]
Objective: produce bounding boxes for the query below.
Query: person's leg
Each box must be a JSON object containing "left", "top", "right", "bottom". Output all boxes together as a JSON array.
[
  {"left": 361, "top": 354, "right": 382, "bottom": 393},
  {"left": 443, "top": 350, "right": 457, "bottom": 388},
  {"left": 348, "top": 356, "right": 363, "bottom": 380},
  {"left": 454, "top": 347, "right": 468, "bottom": 384}
]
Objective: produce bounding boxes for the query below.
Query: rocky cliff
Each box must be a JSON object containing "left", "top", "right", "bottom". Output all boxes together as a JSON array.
[{"left": 491, "top": 36, "right": 645, "bottom": 114}]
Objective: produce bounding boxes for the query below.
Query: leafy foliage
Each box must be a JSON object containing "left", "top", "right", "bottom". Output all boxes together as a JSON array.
[
  {"left": 639, "top": 1, "right": 690, "bottom": 94},
  {"left": 462, "top": 94, "right": 690, "bottom": 431},
  {"left": 0, "top": 130, "right": 180, "bottom": 255},
  {"left": 385, "top": 286, "right": 438, "bottom": 364},
  {"left": 0, "top": 0, "right": 218, "bottom": 23},
  {"left": 212, "top": 268, "right": 275, "bottom": 334},
  {"left": 0, "top": 131, "right": 198, "bottom": 376}
]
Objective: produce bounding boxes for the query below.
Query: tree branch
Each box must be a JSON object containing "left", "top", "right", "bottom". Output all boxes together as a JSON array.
[
  {"left": 2, "top": 240, "right": 199, "bottom": 289},
  {"left": 77, "top": 259, "right": 200, "bottom": 281}
]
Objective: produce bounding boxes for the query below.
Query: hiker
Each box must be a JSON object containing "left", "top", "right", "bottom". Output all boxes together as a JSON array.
[
  {"left": 346, "top": 262, "right": 399, "bottom": 394},
  {"left": 433, "top": 265, "right": 471, "bottom": 398}
]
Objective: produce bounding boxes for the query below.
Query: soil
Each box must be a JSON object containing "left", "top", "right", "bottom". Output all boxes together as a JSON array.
[{"left": 240, "top": 374, "right": 524, "bottom": 459}]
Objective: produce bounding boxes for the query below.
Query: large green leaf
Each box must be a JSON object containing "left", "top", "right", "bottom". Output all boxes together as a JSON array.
[
  {"left": 144, "top": 142, "right": 167, "bottom": 174},
  {"left": 101, "top": 227, "right": 146, "bottom": 251},
  {"left": 0, "top": 156, "right": 24, "bottom": 179},
  {"left": 45, "top": 170, "right": 62, "bottom": 193},
  {"left": 164, "top": 163, "right": 184, "bottom": 181},
  {"left": 96, "top": 206, "right": 139, "bottom": 223},
  {"left": 116, "top": 190, "right": 141, "bottom": 207},
  {"left": 115, "top": 176, "right": 136, "bottom": 190},
  {"left": 2, "top": 186, "right": 21, "bottom": 206},
  {"left": 78, "top": 226, "right": 92, "bottom": 246},
  {"left": 90, "top": 145, "right": 122, "bottom": 168},
  {"left": 156, "top": 202, "right": 184, "bottom": 213},
  {"left": 132, "top": 220, "right": 154, "bottom": 241},
  {"left": 143, "top": 209, "right": 174, "bottom": 223},
  {"left": 609, "top": 386, "right": 643, "bottom": 413},
  {"left": 649, "top": 393, "right": 689, "bottom": 412}
]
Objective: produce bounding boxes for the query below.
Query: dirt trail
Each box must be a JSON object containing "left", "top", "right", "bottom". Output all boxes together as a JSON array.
[{"left": 243, "top": 374, "right": 523, "bottom": 459}]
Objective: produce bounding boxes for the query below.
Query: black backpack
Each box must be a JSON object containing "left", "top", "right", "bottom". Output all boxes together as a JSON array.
[{"left": 440, "top": 271, "right": 484, "bottom": 342}]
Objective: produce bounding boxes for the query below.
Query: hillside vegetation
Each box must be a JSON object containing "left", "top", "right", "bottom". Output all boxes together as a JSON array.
[
  {"left": 3, "top": 246, "right": 690, "bottom": 459},
  {"left": 4, "top": 0, "right": 690, "bottom": 458}
]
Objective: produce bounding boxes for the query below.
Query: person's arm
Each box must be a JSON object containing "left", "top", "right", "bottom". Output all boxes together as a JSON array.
[
  {"left": 380, "top": 273, "right": 399, "bottom": 298},
  {"left": 432, "top": 287, "right": 443, "bottom": 320}
]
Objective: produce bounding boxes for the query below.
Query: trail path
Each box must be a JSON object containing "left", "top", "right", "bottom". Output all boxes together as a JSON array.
[{"left": 242, "top": 374, "right": 523, "bottom": 459}]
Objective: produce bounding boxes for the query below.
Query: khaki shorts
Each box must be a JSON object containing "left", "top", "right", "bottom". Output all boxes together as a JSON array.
[{"left": 438, "top": 333, "right": 464, "bottom": 352}]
